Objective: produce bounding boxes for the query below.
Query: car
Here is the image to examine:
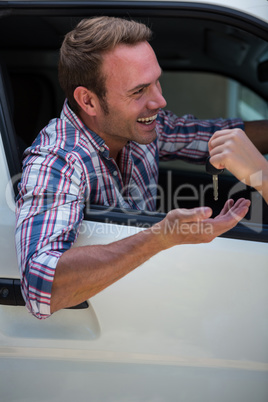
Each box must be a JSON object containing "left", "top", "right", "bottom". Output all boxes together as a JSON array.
[{"left": 0, "top": 1, "right": 268, "bottom": 401}]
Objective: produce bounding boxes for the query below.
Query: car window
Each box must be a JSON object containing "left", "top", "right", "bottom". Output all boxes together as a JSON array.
[
  {"left": 160, "top": 71, "right": 268, "bottom": 166},
  {"left": 158, "top": 72, "right": 268, "bottom": 234},
  {"left": 0, "top": 11, "right": 267, "bottom": 243},
  {"left": 160, "top": 71, "right": 268, "bottom": 121},
  {"left": 228, "top": 80, "right": 268, "bottom": 121}
]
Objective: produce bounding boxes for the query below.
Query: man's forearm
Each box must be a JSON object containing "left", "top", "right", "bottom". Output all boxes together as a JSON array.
[
  {"left": 50, "top": 200, "right": 250, "bottom": 314},
  {"left": 50, "top": 227, "right": 164, "bottom": 313}
]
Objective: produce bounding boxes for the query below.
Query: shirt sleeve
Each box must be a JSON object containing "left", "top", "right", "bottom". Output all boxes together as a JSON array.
[
  {"left": 15, "top": 146, "right": 87, "bottom": 319},
  {"left": 157, "top": 110, "right": 244, "bottom": 163}
]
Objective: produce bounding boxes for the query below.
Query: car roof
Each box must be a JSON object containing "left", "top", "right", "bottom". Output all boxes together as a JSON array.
[
  {"left": 170, "top": 0, "right": 268, "bottom": 22},
  {"left": 0, "top": 0, "right": 267, "bottom": 23},
  {"left": 177, "top": 0, "right": 268, "bottom": 23}
]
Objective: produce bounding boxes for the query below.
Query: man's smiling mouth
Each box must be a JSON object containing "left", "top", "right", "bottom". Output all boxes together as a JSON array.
[{"left": 137, "top": 114, "right": 158, "bottom": 125}]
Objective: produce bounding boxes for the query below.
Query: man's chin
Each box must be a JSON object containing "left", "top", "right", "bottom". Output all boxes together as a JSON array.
[{"left": 136, "top": 128, "right": 157, "bottom": 144}]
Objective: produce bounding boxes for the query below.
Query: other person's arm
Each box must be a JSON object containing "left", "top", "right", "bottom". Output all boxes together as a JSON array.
[{"left": 208, "top": 128, "right": 268, "bottom": 204}]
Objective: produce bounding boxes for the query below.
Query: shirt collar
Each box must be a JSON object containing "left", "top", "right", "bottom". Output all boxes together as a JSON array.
[
  {"left": 60, "top": 99, "right": 136, "bottom": 160},
  {"left": 61, "top": 99, "right": 108, "bottom": 152}
]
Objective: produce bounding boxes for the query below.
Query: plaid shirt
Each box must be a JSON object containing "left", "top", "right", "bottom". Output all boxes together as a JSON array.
[{"left": 15, "top": 100, "right": 243, "bottom": 319}]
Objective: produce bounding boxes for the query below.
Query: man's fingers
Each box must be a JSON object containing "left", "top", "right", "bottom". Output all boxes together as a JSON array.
[
  {"left": 218, "top": 199, "right": 234, "bottom": 216},
  {"left": 170, "top": 206, "right": 213, "bottom": 222},
  {"left": 213, "top": 198, "right": 251, "bottom": 235},
  {"left": 159, "top": 199, "right": 250, "bottom": 248},
  {"left": 227, "top": 198, "right": 251, "bottom": 220}
]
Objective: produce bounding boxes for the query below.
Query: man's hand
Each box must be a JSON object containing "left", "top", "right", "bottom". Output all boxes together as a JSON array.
[{"left": 153, "top": 198, "right": 251, "bottom": 249}]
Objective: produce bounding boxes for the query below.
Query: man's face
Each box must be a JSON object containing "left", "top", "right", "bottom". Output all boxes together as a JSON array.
[{"left": 94, "top": 41, "right": 167, "bottom": 155}]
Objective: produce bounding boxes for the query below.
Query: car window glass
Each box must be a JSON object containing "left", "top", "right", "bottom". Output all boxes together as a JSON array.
[
  {"left": 160, "top": 71, "right": 268, "bottom": 168},
  {"left": 161, "top": 71, "right": 268, "bottom": 121},
  {"left": 158, "top": 71, "right": 268, "bottom": 227}
]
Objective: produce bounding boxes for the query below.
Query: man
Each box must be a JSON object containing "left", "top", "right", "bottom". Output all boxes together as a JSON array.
[{"left": 15, "top": 16, "right": 266, "bottom": 319}]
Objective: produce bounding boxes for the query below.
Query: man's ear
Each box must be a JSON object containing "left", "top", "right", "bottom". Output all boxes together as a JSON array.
[{"left": 73, "top": 86, "right": 97, "bottom": 116}]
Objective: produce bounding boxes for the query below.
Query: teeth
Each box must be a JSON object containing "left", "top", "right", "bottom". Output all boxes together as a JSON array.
[{"left": 137, "top": 114, "right": 158, "bottom": 124}]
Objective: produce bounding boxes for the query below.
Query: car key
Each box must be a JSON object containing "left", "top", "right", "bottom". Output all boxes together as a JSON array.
[{"left": 206, "top": 157, "right": 224, "bottom": 201}]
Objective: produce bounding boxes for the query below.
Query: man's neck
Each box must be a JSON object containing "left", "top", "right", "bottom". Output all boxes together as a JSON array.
[{"left": 77, "top": 109, "right": 126, "bottom": 161}]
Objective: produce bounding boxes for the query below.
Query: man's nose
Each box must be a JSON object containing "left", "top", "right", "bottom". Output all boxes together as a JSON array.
[{"left": 148, "top": 86, "right": 167, "bottom": 110}]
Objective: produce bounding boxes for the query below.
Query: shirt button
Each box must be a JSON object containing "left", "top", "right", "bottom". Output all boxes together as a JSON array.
[
  {"left": 99, "top": 146, "right": 105, "bottom": 152},
  {"left": 113, "top": 170, "right": 118, "bottom": 176}
]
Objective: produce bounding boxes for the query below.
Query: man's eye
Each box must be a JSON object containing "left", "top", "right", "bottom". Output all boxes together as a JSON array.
[{"left": 133, "top": 87, "right": 144, "bottom": 95}]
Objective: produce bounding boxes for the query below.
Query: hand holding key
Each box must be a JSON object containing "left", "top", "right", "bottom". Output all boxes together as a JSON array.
[{"left": 206, "top": 157, "right": 224, "bottom": 201}]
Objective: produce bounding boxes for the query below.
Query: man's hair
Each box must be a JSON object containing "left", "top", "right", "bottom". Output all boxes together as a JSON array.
[{"left": 58, "top": 16, "right": 152, "bottom": 114}]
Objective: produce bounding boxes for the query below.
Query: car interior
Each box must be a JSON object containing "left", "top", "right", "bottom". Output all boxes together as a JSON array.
[{"left": 0, "top": 6, "right": 268, "bottom": 239}]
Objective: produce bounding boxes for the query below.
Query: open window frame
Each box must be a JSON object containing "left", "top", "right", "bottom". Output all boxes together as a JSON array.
[{"left": 0, "top": 1, "right": 268, "bottom": 243}]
